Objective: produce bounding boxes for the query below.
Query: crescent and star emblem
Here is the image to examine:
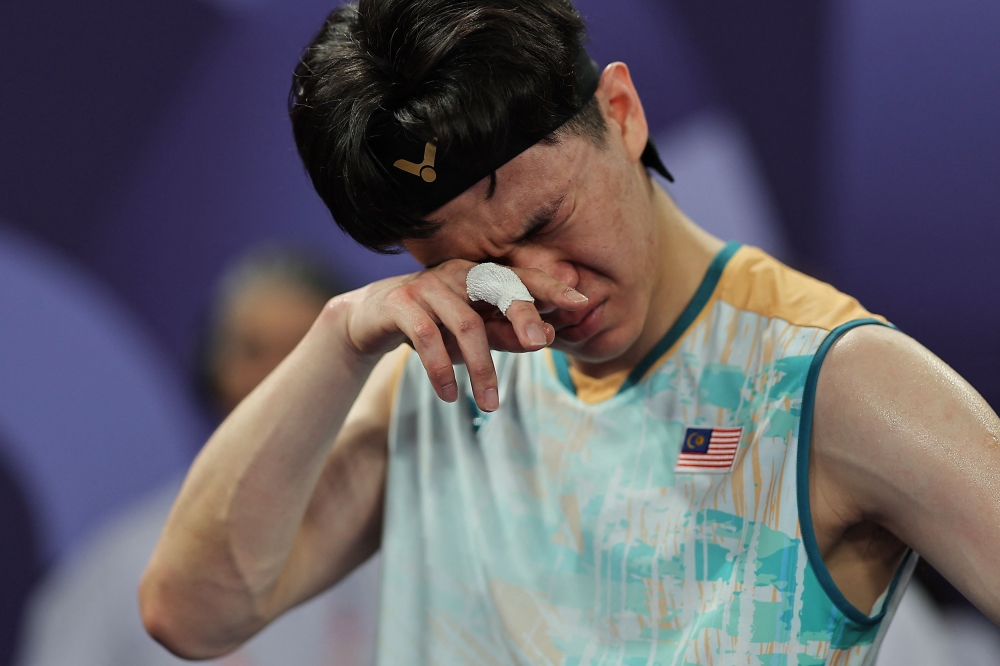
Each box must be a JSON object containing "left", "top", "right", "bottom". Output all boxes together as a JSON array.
[{"left": 685, "top": 432, "right": 706, "bottom": 450}]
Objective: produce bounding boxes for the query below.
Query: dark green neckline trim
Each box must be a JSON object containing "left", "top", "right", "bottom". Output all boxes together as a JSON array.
[
  {"left": 551, "top": 240, "right": 742, "bottom": 397},
  {"left": 796, "top": 318, "right": 911, "bottom": 626},
  {"left": 619, "top": 241, "right": 741, "bottom": 393},
  {"left": 553, "top": 351, "right": 575, "bottom": 395}
]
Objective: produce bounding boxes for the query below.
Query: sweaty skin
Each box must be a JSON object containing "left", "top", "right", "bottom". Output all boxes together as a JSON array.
[{"left": 140, "top": 62, "right": 1000, "bottom": 659}]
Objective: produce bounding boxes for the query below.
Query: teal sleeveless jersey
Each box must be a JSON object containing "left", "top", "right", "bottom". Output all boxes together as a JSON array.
[{"left": 377, "top": 243, "right": 916, "bottom": 665}]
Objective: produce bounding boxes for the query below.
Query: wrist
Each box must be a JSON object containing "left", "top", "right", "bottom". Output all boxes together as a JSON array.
[{"left": 316, "top": 292, "right": 383, "bottom": 374}]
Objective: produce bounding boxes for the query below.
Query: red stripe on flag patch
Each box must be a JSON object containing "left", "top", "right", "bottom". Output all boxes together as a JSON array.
[{"left": 674, "top": 427, "right": 743, "bottom": 473}]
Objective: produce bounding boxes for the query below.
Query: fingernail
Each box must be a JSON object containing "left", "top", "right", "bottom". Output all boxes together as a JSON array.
[
  {"left": 566, "top": 289, "right": 588, "bottom": 303},
  {"left": 527, "top": 323, "right": 547, "bottom": 347},
  {"left": 484, "top": 388, "right": 499, "bottom": 412},
  {"left": 442, "top": 383, "right": 458, "bottom": 402}
]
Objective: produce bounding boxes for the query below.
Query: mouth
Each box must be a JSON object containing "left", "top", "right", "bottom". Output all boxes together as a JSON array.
[
  {"left": 544, "top": 302, "right": 592, "bottom": 329},
  {"left": 546, "top": 300, "right": 605, "bottom": 342}
]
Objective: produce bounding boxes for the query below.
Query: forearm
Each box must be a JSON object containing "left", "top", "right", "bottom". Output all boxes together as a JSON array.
[
  {"left": 140, "top": 297, "right": 377, "bottom": 658},
  {"left": 136, "top": 256, "right": 582, "bottom": 656}
]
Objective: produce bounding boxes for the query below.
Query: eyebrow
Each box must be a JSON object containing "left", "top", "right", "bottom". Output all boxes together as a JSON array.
[{"left": 514, "top": 195, "right": 566, "bottom": 244}]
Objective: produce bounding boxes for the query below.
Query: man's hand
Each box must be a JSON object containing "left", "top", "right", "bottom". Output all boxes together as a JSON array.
[
  {"left": 139, "top": 260, "right": 587, "bottom": 659},
  {"left": 339, "top": 259, "right": 589, "bottom": 411}
]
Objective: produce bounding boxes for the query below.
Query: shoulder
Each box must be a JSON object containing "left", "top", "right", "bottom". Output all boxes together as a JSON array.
[
  {"left": 814, "top": 323, "right": 967, "bottom": 445},
  {"left": 811, "top": 324, "right": 943, "bottom": 484},
  {"left": 812, "top": 323, "right": 999, "bottom": 523},
  {"left": 807, "top": 323, "right": 1000, "bottom": 622}
]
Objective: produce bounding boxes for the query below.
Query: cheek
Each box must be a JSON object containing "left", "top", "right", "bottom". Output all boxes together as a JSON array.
[
  {"left": 584, "top": 160, "right": 650, "bottom": 255},
  {"left": 581, "top": 205, "right": 652, "bottom": 283}
]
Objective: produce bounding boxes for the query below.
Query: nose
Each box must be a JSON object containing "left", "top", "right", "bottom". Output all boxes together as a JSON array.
[{"left": 506, "top": 246, "right": 579, "bottom": 303}]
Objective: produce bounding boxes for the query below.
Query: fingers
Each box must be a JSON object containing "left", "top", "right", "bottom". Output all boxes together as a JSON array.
[
  {"left": 509, "top": 267, "right": 589, "bottom": 314},
  {"left": 384, "top": 261, "right": 585, "bottom": 412},
  {"left": 434, "top": 261, "right": 584, "bottom": 349},
  {"left": 435, "top": 260, "right": 588, "bottom": 314},
  {"left": 445, "top": 316, "right": 550, "bottom": 358},
  {"left": 502, "top": 301, "right": 556, "bottom": 351},
  {"left": 495, "top": 265, "right": 582, "bottom": 351},
  {"left": 426, "top": 293, "right": 500, "bottom": 413},
  {"left": 390, "top": 276, "right": 499, "bottom": 412},
  {"left": 393, "top": 304, "right": 460, "bottom": 404}
]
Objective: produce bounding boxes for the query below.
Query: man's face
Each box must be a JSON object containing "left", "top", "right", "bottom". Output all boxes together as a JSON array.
[{"left": 404, "top": 131, "right": 661, "bottom": 366}]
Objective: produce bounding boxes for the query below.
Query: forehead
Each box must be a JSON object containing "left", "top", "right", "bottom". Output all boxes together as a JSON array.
[{"left": 406, "top": 134, "right": 589, "bottom": 264}]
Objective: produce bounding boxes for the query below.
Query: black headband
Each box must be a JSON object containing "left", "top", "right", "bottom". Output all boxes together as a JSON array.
[{"left": 368, "top": 48, "right": 673, "bottom": 217}]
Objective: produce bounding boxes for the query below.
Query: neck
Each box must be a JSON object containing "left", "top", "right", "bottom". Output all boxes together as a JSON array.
[{"left": 572, "top": 182, "right": 724, "bottom": 379}]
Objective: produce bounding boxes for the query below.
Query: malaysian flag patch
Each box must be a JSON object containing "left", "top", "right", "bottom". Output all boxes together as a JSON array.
[{"left": 674, "top": 427, "right": 743, "bottom": 473}]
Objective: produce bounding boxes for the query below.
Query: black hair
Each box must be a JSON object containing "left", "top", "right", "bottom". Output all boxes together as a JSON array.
[{"left": 289, "top": 0, "right": 607, "bottom": 254}]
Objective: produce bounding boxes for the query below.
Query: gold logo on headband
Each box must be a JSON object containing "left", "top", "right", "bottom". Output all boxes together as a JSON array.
[{"left": 394, "top": 142, "right": 437, "bottom": 183}]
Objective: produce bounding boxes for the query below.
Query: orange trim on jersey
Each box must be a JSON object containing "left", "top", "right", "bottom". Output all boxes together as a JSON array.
[
  {"left": 545, "top": 347, "right": 559, "bottom": 376},
  {"left": 567, "top": 365, "right": 632, "bottom": 405},
  {"left": 632, "top": 246, "right": 883, "bottom": 387},
  {"left": 389, "top": 344, "right": 413, "bottom": 409},
  {"left": 545, "top": 245, "right": 884, "bottom": 403},
  {"left": 717, "top": 246, "right": 885, "bottom": 331}
]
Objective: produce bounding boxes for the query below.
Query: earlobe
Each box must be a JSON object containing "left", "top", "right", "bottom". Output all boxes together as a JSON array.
[{"left": 596, "top": 62, "right": 649, "bottom": 163}]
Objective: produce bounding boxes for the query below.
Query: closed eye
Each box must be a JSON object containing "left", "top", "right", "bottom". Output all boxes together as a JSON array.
[{"left": 515, "top": 195, "right": 565, "bottom": 244}]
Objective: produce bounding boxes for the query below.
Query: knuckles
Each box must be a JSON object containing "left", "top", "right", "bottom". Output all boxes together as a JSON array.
[
  {"left": 383, "top": 280, "right": 420, "bottom": 309},
  {"left": 455, "top": 316, "right": 485, "bottom": 335},
  {"left": 427, "top": 362, "right": 454, "bottom": 384},
  {"left": 436, "top": 258, "right": 477, "bottom": 277},
  {"left": 469, "top": 362, "right": 495, "bottom": 382},
  {"left": 411, "top": 319, "right": 440, "bottom": 342}
]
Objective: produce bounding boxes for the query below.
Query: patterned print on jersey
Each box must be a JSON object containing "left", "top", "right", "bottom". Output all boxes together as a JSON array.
[{"left": 379, "top": 243, "right": 914, "bottom": 665}]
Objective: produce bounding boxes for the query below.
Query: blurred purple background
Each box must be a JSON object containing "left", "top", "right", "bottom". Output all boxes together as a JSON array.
[{"left": 0, "top": 0, "right": 997, "bottom": 661}]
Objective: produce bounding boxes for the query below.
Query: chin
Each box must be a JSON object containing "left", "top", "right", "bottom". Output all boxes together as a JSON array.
[
  {"left": 551, "top": 297, "right": 647, "bottom": 367},
  {"left": 555, "top": 324, "right": 640, "bottom": 366}
]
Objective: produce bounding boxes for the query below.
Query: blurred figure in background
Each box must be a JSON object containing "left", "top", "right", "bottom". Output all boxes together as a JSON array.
[
  {"left": 16, "top": 246, "right": 380, "bottom": 666},
  {"left": 194, "top": 246, "right": 344, "bottom": 418}
]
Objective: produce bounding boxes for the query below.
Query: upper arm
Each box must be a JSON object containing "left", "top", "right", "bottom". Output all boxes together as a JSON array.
[
  {"left": 271, "top": 344, "right": 410, "bottom": 610},
  {"left": 812, "top": 324, "right": 1000, "bottom": 621}
]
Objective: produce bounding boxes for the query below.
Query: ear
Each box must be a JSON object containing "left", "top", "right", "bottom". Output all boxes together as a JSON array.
[{"left": 595, "top": 62, "right": 649, "bottom": 164}]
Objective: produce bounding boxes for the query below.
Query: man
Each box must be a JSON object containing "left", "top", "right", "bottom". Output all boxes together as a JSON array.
[
  {"left": 140, "top": 1, "right": 1000, "bottom": 663},
  {"left": 18, "top": 247, "right": 379, "bottom": 666}
]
